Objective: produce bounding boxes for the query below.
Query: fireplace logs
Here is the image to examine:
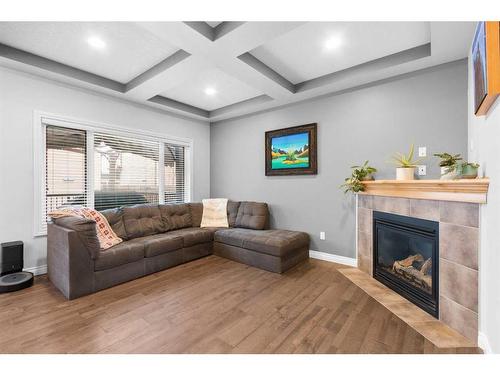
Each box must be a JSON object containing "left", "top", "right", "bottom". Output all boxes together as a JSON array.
[{"left": 392, "top": 254, "right": 432, "bottom": 291}]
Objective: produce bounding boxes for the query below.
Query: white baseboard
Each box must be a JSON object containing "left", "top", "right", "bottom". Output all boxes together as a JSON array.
[
  {"left": 24, "top": 264, "right": 47, "bottom": 276},
  {"left": 309, "top": 250, "right": 357, "bottom": 267},
  {"left": 478, "top": 331, "right": 493, "bottom": 354}
]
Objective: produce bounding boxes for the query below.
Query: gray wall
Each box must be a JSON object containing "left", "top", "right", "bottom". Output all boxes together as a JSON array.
[
  {"left": 467, "top": 51, "right": 500, "bottom": 352},
  {"left": 0, "top": 67, "right": 211, "bottom": 271},
  {"left": 210, "top": 60, "right": 468, "bottom": 258}
]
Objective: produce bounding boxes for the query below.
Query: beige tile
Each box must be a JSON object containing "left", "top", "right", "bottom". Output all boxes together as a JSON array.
[
  {"left": 440, "top": 223, "right": 479, "bottom": 270},
  {"left": 358, "top": 255, "right": 372, "bottom": 276},
  {"left": 409, "top": 199, "right": 439, "bottom": 221},
  {"left": 410, "top": 320, "right": 476, "bottom": 348},
  {"left": 440, "top": 201, "right": 479, "bottom": 228},
  {"left": 440, "top": 296, "right": 478, "bottom": 344},
  {"left": 372, "top": 196, "right": 410, "bottom": 216},
  {"left": 358, "top": 194, "right": 373, "bottom": 209},
  {"left": 357, "top": 229, "right": 372, "bottom": 258},
  {"left": 384, "top": 301, "right": 436, "bottom": 323},
  {"left": 440, "top": 258, "right": 478, "bottom": 312},
  {"left": 357, "top": 207, "right": 372, "bottom": 233}
]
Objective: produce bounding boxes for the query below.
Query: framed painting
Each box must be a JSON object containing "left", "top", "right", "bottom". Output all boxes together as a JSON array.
[
  {"left": 473, "top": 21, "right": 500, "bottom": 116},
  {"left": 265, "top": 123, "right": 317, "bottom": 176}
]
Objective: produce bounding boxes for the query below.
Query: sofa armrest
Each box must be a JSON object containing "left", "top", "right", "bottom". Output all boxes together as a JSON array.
[
  {"left": 47, "top": 222, "right": 96, "bottom": 299},
  {"left": 52, "top": 216, "right": 100, "bottom": 259}
]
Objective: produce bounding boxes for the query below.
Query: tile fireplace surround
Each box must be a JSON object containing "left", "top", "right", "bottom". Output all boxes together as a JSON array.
[{"left": 355, "top": 179, "right": 489, "bottom": 346}]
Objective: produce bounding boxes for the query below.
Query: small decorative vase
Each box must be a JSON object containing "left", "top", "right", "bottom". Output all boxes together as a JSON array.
[
  {"left": 361, "top": 174, "right": 374, "bottom": 181},
  {"left": 396, "top": 167, "right": 415, "bottom": 180},
  {"left": 440, "top": 166, "right": 458, "bottom": 180},
  {"left": 458, "top": 165, "right": 479, "bottom": 179}
]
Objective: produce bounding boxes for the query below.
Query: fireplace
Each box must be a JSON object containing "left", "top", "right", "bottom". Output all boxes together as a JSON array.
[{"left": 373, "top": 211, "right": 439, "bottom": 317}]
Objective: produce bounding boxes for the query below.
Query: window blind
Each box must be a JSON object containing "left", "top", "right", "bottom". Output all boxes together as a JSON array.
[
  {"left": 164, "top": 143, "right": 186, "bottom": 204},
  {"left": 44, "top": 125, "right": 87, "bottom": 231},
  {"left": 93, "top": 132, "right": 159, "bottom": 210}
]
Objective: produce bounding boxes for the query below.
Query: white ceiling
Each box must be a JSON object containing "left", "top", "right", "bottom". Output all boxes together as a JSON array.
[
  {"left": 0, "top": 21, "right": 476, "bottom": 122},
  {"left": 160, "top": 67, "right": 262, "bottom": 110},
  {"left": 0, "top": 22, "right": 178, "bottom": 83},
  {"left": 251, "top": 22, "right": 431, "bottom": 84}
]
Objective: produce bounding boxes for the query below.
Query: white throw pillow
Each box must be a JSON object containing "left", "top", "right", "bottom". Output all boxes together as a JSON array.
[{"left": 200, "top": 198, "right": 229, "bottom": 228}]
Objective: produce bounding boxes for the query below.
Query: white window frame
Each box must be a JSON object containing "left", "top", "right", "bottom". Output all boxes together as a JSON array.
[{"left": 33, "top": 110, "right": 194, "bottom": 237}]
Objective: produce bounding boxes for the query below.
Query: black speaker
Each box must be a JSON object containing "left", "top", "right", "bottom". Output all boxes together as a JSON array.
[{"left": 1, "top": 241, "right": 24, "bottom": 276}]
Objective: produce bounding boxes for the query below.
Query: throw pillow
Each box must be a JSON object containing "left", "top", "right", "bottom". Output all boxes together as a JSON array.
[{"left": 200, "top": 198, "right": 229, "bottom": 228}]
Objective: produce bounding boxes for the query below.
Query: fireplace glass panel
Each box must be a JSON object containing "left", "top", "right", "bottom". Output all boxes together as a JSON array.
[
  {"left": 377, "top": 227, "right": 434, "bottom": 295},
  {"left": 373, "top": 211, "right": 439, "bottom": 317}
]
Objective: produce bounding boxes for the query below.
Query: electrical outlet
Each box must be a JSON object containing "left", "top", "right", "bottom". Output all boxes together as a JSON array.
[
  {"left": 418, "top": 146, "right": 427, "bottom": 157},
  {"left": 418, "top": 165, "right": 427, "bottom": 176},
  {"left": 320, "top": 232, "right": 326, "bottom": 240}
]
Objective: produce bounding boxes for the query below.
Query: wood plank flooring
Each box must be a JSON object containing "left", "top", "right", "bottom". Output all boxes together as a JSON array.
[{"left": 0, "top": 256, "right": 480, "bottom": 354}]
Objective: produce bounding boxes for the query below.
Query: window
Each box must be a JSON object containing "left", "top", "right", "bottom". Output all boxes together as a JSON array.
[
  {"left": 35, "top": 114, "right": 192, "bottom": 235},
  {"left": 164, "top": 143, "right": 186, "bottom": 204},
  {"left": 43, "top": 126, "right": 87, "bottom": 232},
  {"left": 94, "top": 132, "right": 159, "bottom": 210}
]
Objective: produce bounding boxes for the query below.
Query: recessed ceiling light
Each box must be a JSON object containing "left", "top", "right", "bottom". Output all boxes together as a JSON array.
[
  {"left": 204, "top": 87, "right": 217, "bottom": 96},
  {"left": 323, "top": 35, "right": 343, "bottom": 51},
  {"left": 87, "top": 36, "right": 106, "bottom": 50}
]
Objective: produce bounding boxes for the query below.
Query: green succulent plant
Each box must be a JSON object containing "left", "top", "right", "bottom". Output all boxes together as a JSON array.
[
  {"left": 390, "top": 144, "right": 422, "bottom": 168},
  {"left": 461, "top": 162, "right": 480, "bottom": 169}
]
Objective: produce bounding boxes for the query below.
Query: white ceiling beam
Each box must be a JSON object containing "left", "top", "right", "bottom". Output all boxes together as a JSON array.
[{"left": 132, "top": 21, "right": 305, "bottom": 102}]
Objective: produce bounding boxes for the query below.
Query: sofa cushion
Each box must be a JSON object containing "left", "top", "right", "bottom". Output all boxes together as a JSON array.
[
  {"left": 169, "top": 227, "right": 213, "bottom": 247},
  {"left": 159, "top": 204, "right": 192, "bottom": 231},
  {"left": 214, "top": 228, "right": 309, "bottom": 257},
  {"left": 227, "top": 201, "right": 240, "bottom": 227},
  {"left": 100, "top": 207, "right": 128, "bottom": 240},
  {"left": 94, "top": 241, "right": 145, "bottom": 271},
  {"left": 189, "top": 203, "right": 203, "bottom": 227},
  {"left": 235, "top": 202, "right": 269, "bottom": 230},
  {"left": 133, "top": 233, "right": 184, "bottom": 258},
  {"left": 122, "top": 204, "right": 164, "bottom": 239}
]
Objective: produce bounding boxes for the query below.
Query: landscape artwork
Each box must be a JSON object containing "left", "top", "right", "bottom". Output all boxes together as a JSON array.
[
  {"left": 265, "top": 123, "right": 317, "bottom": 176},
  {"left": 271, "top": 132, "right": 310, "bottom": 169},
  {"left": 472, "top": 21, "right": 488, "bottom": 114}
]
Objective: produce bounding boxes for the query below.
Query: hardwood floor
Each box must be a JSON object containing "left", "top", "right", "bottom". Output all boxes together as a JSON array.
[{"left": 0, "top": 256, "right": 480, "bottom": 354}]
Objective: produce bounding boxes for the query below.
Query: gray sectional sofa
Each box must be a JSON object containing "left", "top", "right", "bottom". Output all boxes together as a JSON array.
[{"left": 47, "top": 201, "right": 310, "bottom": 299}]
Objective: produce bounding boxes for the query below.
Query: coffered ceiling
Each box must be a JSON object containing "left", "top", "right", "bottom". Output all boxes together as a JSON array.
[{"left": 0, "top": 21, "right": 475, "bottom": 123}]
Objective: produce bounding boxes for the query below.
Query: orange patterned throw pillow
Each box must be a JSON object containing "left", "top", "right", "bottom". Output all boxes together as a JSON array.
[{"left": 49, "top": 207, "right": 123, "bottom": 250}]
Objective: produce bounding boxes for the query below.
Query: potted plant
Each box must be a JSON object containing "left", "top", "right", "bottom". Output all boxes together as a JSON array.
[
  {"left": 340, "top": 161, "right": 377, "bottom": 193},
  {"left": 390, "top": 144, "right": 422, "bottom": 180},
  {"left": 457, "top": 162, "right": 480, "bottom": 179},
  {"left": 351, "top": 160, "right": 377, "bottom": 181},
  {"left": 434, "top": 152, "right": 462, "bottom": 179},
  {"left": 340, "top": 177, "right": 365, "bottom": 193}
]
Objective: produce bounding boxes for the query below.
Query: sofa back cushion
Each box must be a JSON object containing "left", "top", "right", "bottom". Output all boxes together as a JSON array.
[
  {"left": 189, "top": 203, "right": 203, "bottom": 227},
  {"left": 235, "top": 201, "right": 269, "bottom": 230},
  {"left": 122, "top": 204, "right": 164, "bottom": 239},
  {"left": 159, "top": 203, "right": 192, "bottom": 230},
  {"left": 100, "top": 207, "right": 129, "bottom": 240},
  {"left": 227, "top": 201, "right": 241, "bottom": 227}
]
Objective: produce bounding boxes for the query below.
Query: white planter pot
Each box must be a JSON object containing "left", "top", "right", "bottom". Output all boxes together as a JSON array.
[
  {"left": 396, "top": 167, "right": 415, "bottom": 180},
  {"left": 440, "top": 166, "right": 458, "bottom": 180}
]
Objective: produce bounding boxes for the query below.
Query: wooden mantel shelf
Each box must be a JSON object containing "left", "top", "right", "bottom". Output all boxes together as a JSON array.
[{"left": 359, "top": 178, "right": 490, "bottom": 204}]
